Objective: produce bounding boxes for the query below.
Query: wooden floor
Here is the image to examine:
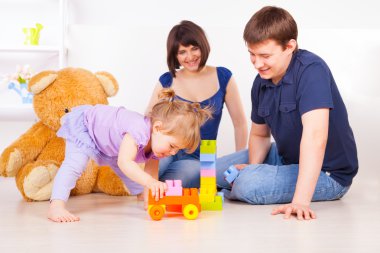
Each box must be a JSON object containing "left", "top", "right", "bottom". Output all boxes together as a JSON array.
[{"left": 1, "top": 174, "right": 379, "bottom": 253}]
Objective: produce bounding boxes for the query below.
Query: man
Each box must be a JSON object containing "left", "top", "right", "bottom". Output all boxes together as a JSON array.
[{"left": 216, "top": 6, "right": 358, "bottom": 220}]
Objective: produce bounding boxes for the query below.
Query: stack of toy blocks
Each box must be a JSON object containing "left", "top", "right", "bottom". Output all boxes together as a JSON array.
[{"left": 199, "top": 140, "right": 223, "bottom": 210}]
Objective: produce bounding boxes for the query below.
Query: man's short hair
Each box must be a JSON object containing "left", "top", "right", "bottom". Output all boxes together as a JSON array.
[{"left": 244, "top": 6, "right": 298, "bottom": 50}]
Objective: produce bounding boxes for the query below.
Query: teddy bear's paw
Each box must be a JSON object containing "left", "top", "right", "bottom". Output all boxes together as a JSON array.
[
  {"left": 23, "top": 163, "right": 59, "bottom": 201},
  {"left": 0, "top": 149, "right": 23, "bottom": 177}
]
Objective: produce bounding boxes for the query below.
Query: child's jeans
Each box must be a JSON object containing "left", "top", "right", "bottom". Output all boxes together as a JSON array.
[{"left": 216, "top": 143, "right": 350, "bottom": 204}]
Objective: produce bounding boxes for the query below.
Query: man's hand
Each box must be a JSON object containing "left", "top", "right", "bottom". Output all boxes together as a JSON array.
[
  {"left": 271, "top": 203, "right": 316, "bottom": 220},
  {"left": 234, "top": 164, "right": 249, "bottom": 170}
]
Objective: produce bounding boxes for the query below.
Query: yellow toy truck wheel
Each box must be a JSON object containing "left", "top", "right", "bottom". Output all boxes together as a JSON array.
[
  {"left": 182, "top": 204, "right": 199, "bottom": 220},
  {"left": 149, "top": 205, "right": 165, "bottom": 221}
]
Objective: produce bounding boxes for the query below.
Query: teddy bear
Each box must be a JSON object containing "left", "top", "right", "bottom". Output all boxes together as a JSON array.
[{"left": 0, "top": 67, "right": 130, "bottom": 201}]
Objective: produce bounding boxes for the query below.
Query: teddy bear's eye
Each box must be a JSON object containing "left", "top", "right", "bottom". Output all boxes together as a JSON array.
[{"left": 64, "top": 108, "right": 69, "bottom": 113}]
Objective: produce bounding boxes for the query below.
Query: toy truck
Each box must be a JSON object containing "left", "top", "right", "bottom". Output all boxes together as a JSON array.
[{"left": 148, "top": 188, "right": 201, "bottom": 221}]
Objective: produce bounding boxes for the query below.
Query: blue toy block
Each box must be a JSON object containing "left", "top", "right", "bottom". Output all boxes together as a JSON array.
[
  {"left": 200, "top": 161, "right": 216, "bottom": 169},
  {"left": 223, "top": 165, "right": 240, "bottom": 184},
  {"left": 200, "top": 154, "right": 216, "bottom": 162}
]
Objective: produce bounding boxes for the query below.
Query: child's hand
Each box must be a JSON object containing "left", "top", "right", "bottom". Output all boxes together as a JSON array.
[{"left": 147, "top": 179, "right": 167, "bottom": 201}]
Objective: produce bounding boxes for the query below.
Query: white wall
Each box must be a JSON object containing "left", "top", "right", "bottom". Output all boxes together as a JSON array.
[{"left": 1, "top": 0, "right": 379, "bottom": 179}]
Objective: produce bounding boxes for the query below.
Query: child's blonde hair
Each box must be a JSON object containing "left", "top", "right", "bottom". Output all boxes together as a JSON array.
[{"left": 148, "top": 88, "right": 212, "bottom": 153}]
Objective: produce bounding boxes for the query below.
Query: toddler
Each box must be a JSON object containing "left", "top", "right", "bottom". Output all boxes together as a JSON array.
[{"left": 48, "top": 88, "right": 211, "bottom": 222}]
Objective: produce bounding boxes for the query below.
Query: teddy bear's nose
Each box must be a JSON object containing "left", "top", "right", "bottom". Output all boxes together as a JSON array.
[{"left": 64, "top": 108, "right": 69, "bottom": 113}]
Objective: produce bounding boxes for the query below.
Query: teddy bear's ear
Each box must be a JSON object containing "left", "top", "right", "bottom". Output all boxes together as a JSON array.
[
  {"left": 95, "top": 71, "right": 119, "bottom": 97},
  {"left": 28, "top": 71, "right": 58, "bottom": 94}
]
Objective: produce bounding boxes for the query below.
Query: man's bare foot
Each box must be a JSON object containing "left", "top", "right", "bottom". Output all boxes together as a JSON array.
[{"left": 48, "top": 199, "right": 80, "bottom": 222}]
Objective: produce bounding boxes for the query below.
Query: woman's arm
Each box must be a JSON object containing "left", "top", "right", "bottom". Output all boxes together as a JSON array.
[{"left": 224, "top": 77, "right": 248, "bottom": 151}]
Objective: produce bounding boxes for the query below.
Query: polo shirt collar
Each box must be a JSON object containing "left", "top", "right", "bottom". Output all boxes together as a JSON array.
[{"left": 260, "top": 78, "right": 273, "bottom": 88}]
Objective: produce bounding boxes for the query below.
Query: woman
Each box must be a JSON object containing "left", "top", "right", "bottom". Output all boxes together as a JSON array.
[{"left": 146, "top": 20, "right": 247, "bottom": 188}]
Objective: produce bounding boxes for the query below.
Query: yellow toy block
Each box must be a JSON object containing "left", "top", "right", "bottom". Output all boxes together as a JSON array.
[
  {"left": 200, "top": 177, "right": 216, "bottom": 186},
  {"left": 199, "top": 193, "right": 215, "bottom": 203},
  {"left": 200, "top": 140, "right": 217, "bottom": 154},
  {"left": 200, "top": 186, "right": 216, "bottom": 196}
]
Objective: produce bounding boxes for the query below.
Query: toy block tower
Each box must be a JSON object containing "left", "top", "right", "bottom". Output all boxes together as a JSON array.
[{"left": 199, "top": 140, "right": 223, "bottom": 210}]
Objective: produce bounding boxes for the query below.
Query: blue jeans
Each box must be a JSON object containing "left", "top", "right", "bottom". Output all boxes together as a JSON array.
[
  {"left": 216, "top": 143, "right": 350, "bottom": 204},
  {"left": 159, "top": 150, "right": 200, "bottom": 188}
]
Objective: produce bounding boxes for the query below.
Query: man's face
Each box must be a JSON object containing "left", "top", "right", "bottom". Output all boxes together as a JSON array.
[{"left": 247, "top": 39, "right": 295, "bottom": 84}]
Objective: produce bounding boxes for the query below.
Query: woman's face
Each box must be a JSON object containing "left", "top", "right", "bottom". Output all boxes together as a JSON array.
[{"left": 176, "top": 44, "right": 202, "bottom": 72}]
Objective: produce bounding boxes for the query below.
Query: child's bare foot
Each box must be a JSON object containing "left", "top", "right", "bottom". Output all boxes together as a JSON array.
[
  {"left": 137, "top": 192, "right": 149, "bottom": 210},
  {"left": 137, "top": 193, "right": 144, "bottom": 201},
  {"left": 48, "top": 200, "right": 80, "bottom": 222}
]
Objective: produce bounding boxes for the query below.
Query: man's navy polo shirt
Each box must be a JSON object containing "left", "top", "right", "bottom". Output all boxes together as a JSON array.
[{"left": 251, "top": 49, "right": 358, "bottom": 186}]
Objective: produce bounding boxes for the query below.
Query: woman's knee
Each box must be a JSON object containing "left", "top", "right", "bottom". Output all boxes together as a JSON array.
[{"left": 159, "top": 160, "right": 200, "bottom": 188}]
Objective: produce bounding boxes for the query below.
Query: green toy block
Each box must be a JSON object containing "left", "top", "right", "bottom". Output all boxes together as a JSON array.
[
  {"left": 199, "top": 193, "right": 215, "bottom": 203},
  {"left": 201, "top": 195, "right": 223, "bottom": 211},
  {"left": 200, "top": 185, "right": 217, "bottom": 196}
]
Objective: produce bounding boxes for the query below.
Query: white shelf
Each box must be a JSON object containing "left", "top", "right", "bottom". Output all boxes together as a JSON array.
[
  {"left": 0, "top": 0, "right": 68, "bottom": 69},
  {"left": 0, "top": 105, "right": 37, "bottom": 121},
  {"left": 0, "top": 0, "right": 67, "bottom": 122},
  {"left": 0, "top": 45, "right": 63, "bottom": 53}
]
